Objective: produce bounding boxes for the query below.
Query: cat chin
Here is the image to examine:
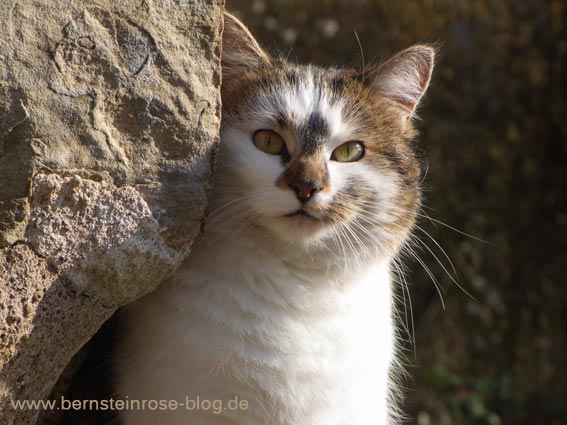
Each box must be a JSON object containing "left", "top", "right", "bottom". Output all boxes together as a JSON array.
[{"left": 256, "top": 214, "right": 333, "bottom": 245}]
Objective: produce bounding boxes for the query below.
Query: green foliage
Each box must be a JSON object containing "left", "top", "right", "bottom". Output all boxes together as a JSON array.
[{"left": 229, "top": 1, "right": 567, "bottom": 423}]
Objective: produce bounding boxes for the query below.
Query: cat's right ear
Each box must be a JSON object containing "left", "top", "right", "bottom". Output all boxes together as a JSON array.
[{"left": 222, "top": 13, "right": 271, "bottom": 82}]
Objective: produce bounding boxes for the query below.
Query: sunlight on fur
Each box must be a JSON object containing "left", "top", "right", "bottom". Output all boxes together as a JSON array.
[{"left": 115, "top": 12, "right": 435, "bottom": 425}]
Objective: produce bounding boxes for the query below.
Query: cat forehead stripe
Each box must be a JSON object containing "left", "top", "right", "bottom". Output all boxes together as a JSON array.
[
  {"left": 299, "top": 111, "right": 329, "bottom": 155},
  {"left": 276, "top": 68, "right": 347, "bottom": 142}
]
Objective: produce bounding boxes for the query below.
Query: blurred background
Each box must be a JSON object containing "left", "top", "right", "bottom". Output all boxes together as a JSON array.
[{"left": 228, "top": 1, "right": 566, "bottom": 424}]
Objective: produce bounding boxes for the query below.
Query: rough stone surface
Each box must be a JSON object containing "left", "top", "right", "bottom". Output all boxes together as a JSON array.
[{"left": 0, "top": 1, "right": 223, "bottom": 424}]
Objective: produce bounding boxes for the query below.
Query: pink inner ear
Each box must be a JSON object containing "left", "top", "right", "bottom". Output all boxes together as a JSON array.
[
  {"left": 415, "top": 50, "right": 436, "bottom": 95},
  {"left": 372, "top": 46, "right": 434, "bottom": 114},
  {"left": 221, "top": 13, "right": 270, "bottom": 74},
  {"left": 396, "top": 59, "right": 431, "bottom": 111},
  {"left": 417, "top": 61, "right": 431, "bottom": 91},
  {"left": 388, "top": 95, "right": 415, "bottom": 112}
]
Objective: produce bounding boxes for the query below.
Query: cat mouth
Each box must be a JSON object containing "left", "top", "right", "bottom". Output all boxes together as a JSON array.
[{"left": 283, "top": 209, "right": 320, "bottom": 221}]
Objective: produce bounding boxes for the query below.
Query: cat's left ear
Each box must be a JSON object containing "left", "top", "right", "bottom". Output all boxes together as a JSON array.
[
  {"left": 222, "top": 13, "right": 271, "bottom": 81},
  {"left": 366, "top": 45, "right": 435, "bottom": 117}
]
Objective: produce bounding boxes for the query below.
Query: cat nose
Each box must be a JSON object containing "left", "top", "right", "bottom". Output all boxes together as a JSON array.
[{"left": 289, "top": 179, "right": 322, "bottom": 202}]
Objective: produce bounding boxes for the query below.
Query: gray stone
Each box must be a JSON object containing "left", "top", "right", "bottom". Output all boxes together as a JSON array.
[{"left": 0, "top": 1, "right": 223, "bottom": 424}]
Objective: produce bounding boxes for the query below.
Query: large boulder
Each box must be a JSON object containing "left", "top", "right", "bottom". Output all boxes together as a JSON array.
[{"left": 0, "top": 1, "right": 223, "bottom": 424}]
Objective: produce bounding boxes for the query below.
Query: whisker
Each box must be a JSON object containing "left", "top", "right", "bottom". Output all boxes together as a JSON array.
[
  {"left": 419, "top": 213, "right": 494, "bottom": 245},
  {"left": 415, "top": 225, "right": 459, "bottom": 280},
  {"left": 392, "top": 258, "right": 416, "bottom": 355},
  {"left": 405, "top": 248, "right": 446, "bottom": 310},
  {"left": 413, "top": 236, "right": 478, "bottom": 302}
]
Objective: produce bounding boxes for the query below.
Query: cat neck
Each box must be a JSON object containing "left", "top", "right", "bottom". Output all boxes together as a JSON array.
[{"left": 185, "top": 221, "right": 394, "bottom": 293}]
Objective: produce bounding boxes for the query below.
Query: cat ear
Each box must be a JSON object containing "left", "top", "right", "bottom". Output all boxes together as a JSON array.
[
  {"left": 222, "top": 12, "right": 271, "bottom": 80},
  {"left": 367, "top": 45, "right": 435, "bottom": 117}
]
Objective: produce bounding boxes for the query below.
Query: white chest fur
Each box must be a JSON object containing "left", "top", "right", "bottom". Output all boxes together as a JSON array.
[{"left": 116, "top": 234, "right": 397, "bottom": 425}]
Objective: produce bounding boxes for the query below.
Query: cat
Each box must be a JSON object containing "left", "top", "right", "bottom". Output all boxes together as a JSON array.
[{"left": 114, "top": 12, "right": 434, "bottom": 425}]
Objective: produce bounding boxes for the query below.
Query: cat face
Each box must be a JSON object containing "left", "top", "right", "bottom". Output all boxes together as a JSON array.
[{"left": 213, "top": 13, "right": 434, "bottom": 258}]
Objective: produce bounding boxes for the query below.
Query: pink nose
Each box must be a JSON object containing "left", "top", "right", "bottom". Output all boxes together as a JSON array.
[{"left": 289, "top": 179, "right": 322, "bottom": 202}]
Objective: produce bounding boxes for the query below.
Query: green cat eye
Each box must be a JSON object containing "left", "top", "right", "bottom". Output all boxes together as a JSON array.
[
  {"left": 331, "top": 141, "right": 365, "bottom": 162},
  {"left": 253, "top": 130, "right": 287, "bottom": 155}
]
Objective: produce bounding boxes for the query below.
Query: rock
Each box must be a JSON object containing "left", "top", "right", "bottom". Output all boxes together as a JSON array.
[{"left": 0, "top": 1, "right": 223, "bottom": 424}]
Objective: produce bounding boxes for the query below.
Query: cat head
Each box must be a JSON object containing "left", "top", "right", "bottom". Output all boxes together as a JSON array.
[{"left": 213, "top": 13, "right": 434, "bottom": 260}]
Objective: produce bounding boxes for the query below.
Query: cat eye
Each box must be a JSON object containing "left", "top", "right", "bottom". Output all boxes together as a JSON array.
[
  {"left": 331, "top": 141, "right": 365, "bottom": 163},
  {"left": 253, "top": 130, "right": 287, "bottom": 156}
]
